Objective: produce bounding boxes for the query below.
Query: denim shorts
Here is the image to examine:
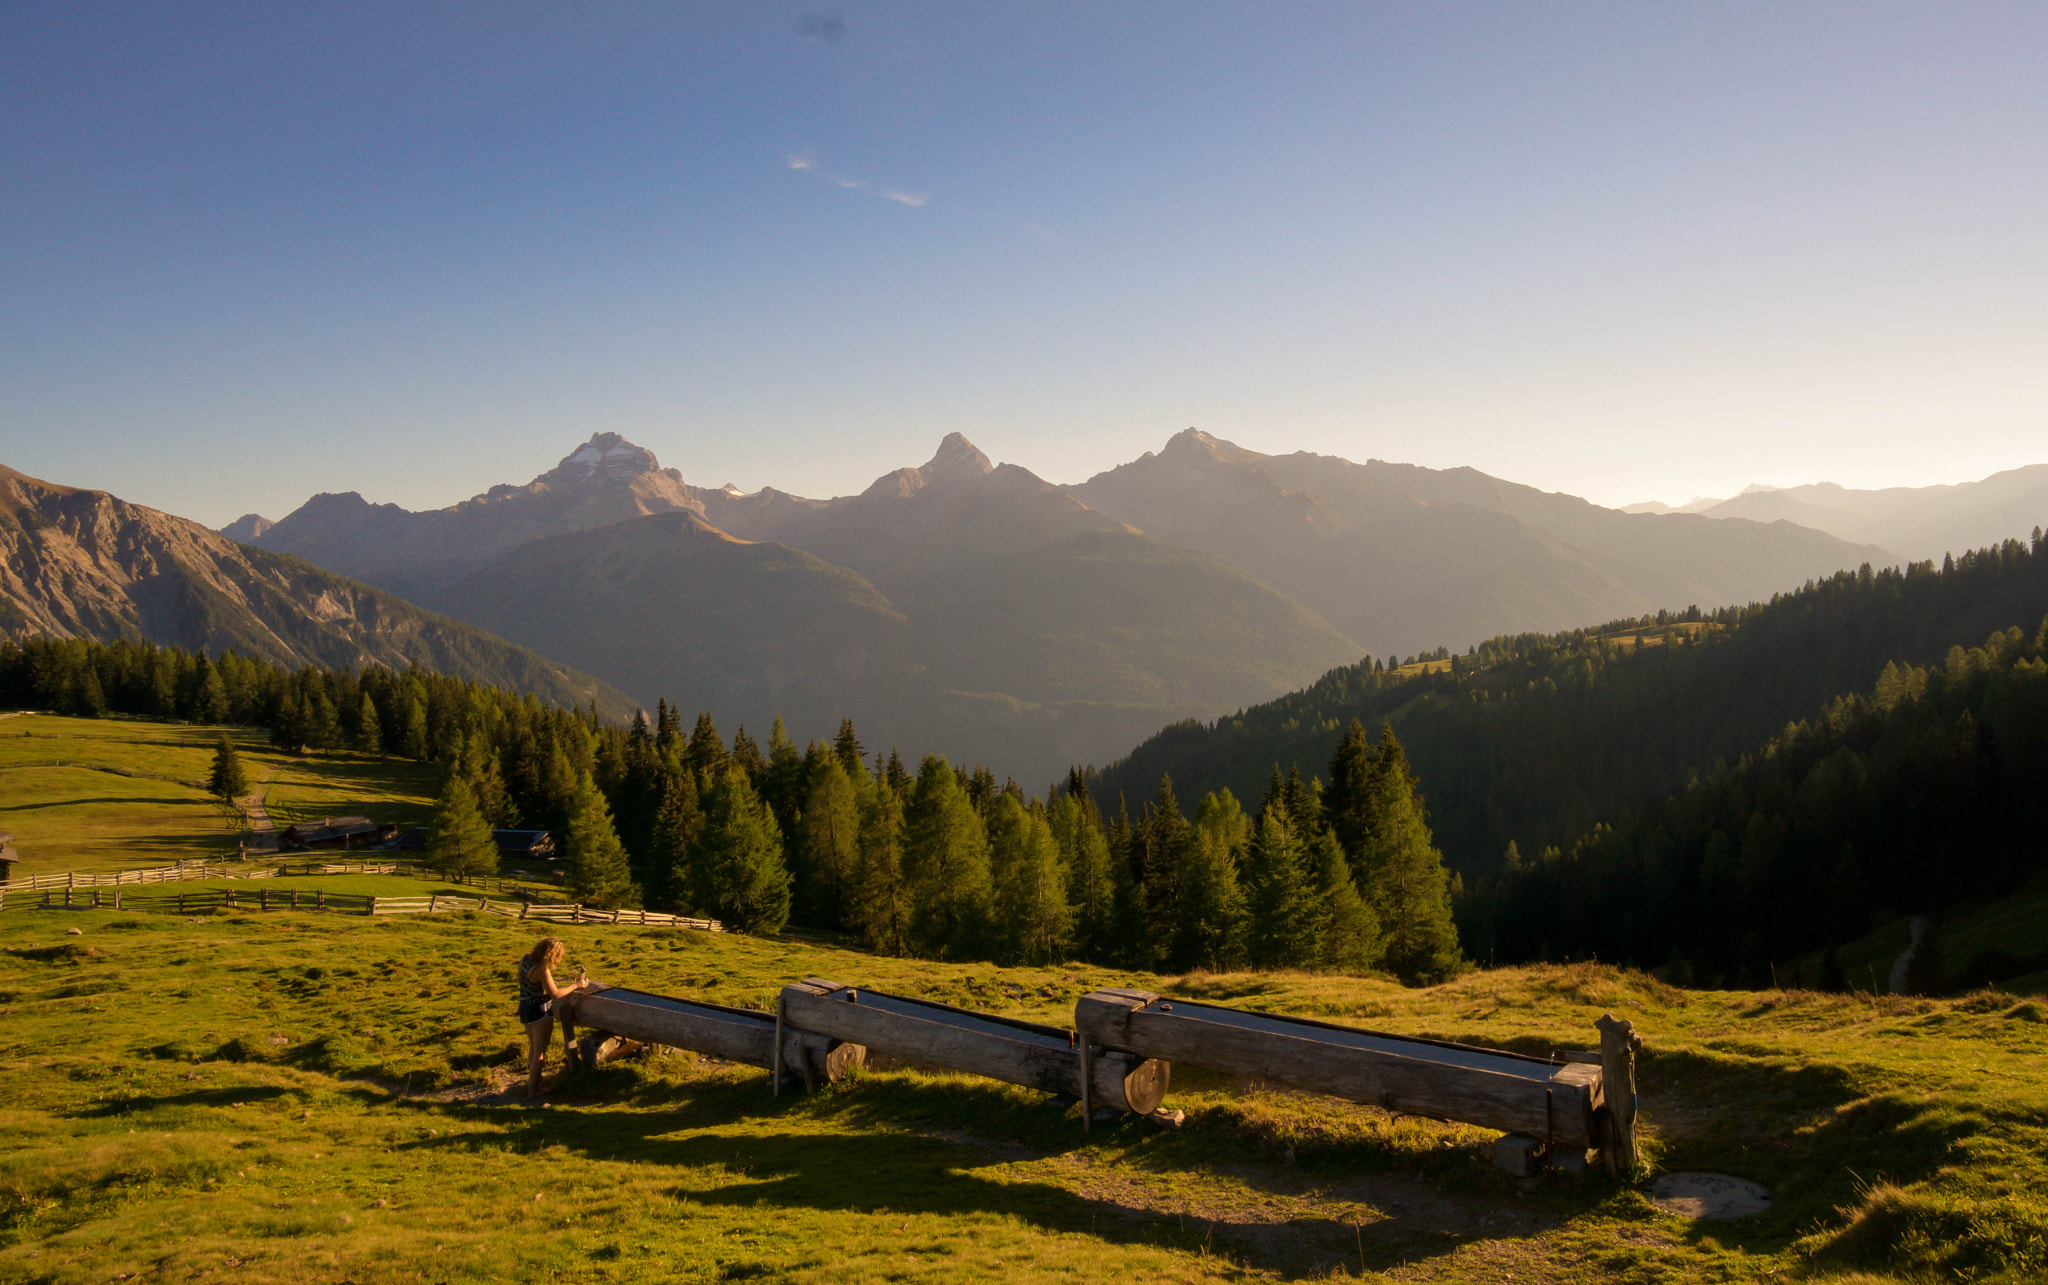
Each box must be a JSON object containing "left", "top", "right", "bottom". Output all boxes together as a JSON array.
[{"left": 519, "top": 997, "right": 553, "bottom": 1025}]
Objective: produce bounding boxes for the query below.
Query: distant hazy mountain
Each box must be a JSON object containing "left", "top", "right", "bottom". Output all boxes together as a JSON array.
[
  {"left": 246, "top": 426, "right": 1977, "bottom": 782},
  {"left": 253, "top": 433, "right": 704, "bottom": 601},
  {"left": 1070, "top": 430, "right": 1897, "bottom": 657},
  {"left": 1626, "top": 466, "right": 2048, "bottom": 562},
  {"left": 0, "top": 465, "right": 634, "bottom": 717},
  {"left": 219, "top": 513, "right": 274, "bottom": 542},
  {"left": 425, "top": 437, "right": 1361, "bottom": 781}
]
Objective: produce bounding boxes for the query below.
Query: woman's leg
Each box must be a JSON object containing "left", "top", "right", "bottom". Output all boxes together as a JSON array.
[{"left": 525, "top": 1015, "right": 553, "bottom": 1096}]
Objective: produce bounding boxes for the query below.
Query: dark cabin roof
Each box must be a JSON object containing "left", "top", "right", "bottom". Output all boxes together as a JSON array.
[
  {"left": 280, "top": 816, "right": 385, "bottom": 846},
  {"left": 493, "top": 829, "right": 554, "bottom": 856}
]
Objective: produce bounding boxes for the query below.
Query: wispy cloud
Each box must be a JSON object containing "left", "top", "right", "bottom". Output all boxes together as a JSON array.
[{"left": 783, "top": 151, "right": 1050, "bottom": 239}]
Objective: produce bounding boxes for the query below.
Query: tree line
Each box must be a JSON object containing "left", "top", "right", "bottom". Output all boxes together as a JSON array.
[
  {"left": 1464, "top": 618, "right": 2048, "bottom": 991},
  {"left": 1094, "top": 531, "right": 2048, "bottom": 900},
  {"left": 0, "top": 635, "right": 1465, "bottom": 983}
]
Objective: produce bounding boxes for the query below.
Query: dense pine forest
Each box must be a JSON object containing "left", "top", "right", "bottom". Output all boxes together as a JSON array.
[{"left": 0, "top": 635, "right": 1465, "bottom": 984}]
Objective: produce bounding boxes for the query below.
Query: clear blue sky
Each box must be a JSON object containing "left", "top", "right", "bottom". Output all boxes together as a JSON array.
[{"left": 5, "top": 2, "right": 2045, "bottom": 526}]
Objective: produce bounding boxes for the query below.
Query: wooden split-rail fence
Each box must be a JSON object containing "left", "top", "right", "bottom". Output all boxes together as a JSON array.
[
  {"left": 6, "top": 882, "right": 716, "bottom": 929},
  {"left": 6, "top": 861, "right": 537, "bottom": 894},
  {"left": 557, "top": 976, "right": 1642, "bottom": 1178}
]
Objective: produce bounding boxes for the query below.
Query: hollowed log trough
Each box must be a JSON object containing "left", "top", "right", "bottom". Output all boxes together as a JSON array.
[
  {"left": 561, "top": 986, "right": 864, "bottom": 1091},
  {"left": 1076, "top": 988, "right": 1610, "bottom": 1150},
  {"left": 779, "top": 978, "right": 1170, "bottom": 1117}
]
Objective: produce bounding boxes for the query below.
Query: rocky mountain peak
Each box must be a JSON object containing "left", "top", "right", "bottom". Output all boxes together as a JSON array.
[
  {"left": 219, "top": 513, "right": 275, "bottom": 542},
  {"left": 536, "top": 432, "right": 665, "bottom": 486},
  {"left": 923, "top": 432, "right": 994, "bottom": 479}
]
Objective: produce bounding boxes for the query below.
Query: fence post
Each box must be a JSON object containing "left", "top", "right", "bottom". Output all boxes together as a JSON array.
[
  {"left": 520, "top": 902, "right": 529, "bottom": 920},
  {"left": 260, "top": 889, "right": 269, "bottom": 911},
  {"left": 428, "top": 894, "right": 438, "bottom": 913},
  {"left": 317, "top": 891, "right": 325, "bottom": 910},
  {"left": 178, "top": 892, "right": 185, "bottom": 915}
]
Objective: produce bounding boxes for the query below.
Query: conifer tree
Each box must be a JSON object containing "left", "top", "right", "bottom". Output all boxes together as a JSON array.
[
  {"left": 195, "top": 662, "right": 229, "bottom": 723},
  {"left": 645, "top": 771, "right": 703, "bottom": 913},
  {"left": 1356, "top": 724, "right": 1464, "bottom": 984},
  {"left": 884, "top": 748, "right": 910, "bottom": 796},
  {"left": 208, "top": 734, "right": 249, "bottom": 806},
  {"left": 834, "top": 718, "right": 865, "bottom": 777},
  {"left": 693, "top": 765, "right": 792, "bottom": 935},
  {"left": 429, "top": 776, "right": 500, "bottom": 879},
  {"left": 1244, "top": 789, "right": 1318, "bottom": 967},
  {"left": 729, "top": 725, "right": 767, "bottom": 782},
  {"left": 270, "top": 688, "right": 305, "bottom": 752},
  {"left": 461, "top": 735, "right": 517, "bottom": 826},
  {"left": 903, "top": 755, "right": 993, "bottom": 957},
  {"left": 356, "top": 693, "right": 382, "bottom": 754},
  {"left": 1323, "top": 719, "right": 1374, "bottom": 877},
  {"left": 302, "top": 685, "right": 338, "bottom": 751},
  {"left": 565, "top": 774, "right": 636, "bottom": 909},
  {"left": 1310, "top": 830, "right": 1380, "bottom": 973},
  {"left": 1052, "top": 794, "right": 1116, "bottom": 962},
  {"left": 1172, "top": 790, "right": 1249, "bottom": 971},
  {"left": 684, "top": 712, "right": 726, "bottom": 780},
  {"left": 987, "top": 795, "right": 1071, "bottom": 965},
  {"left": 762, "top": 716, "right": 806, "bottom": 840},
  {"left": 852, "top": 788, "right": 913, "bottom": 955},
  {"left": 398, "top": 698, "right": 428, "bottom": 760},
  {"left": 1139, "top": 776, "right": 1190, "bottom": 965},
  {"left": 801, "top": 760, "right": 861, "bottom": 927},
  {"left": 74, "top": 659, "right": 108, "bottom": 718}
]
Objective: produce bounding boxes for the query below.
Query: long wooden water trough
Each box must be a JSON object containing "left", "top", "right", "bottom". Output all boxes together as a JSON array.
[
  {"left": 561, "top": 986, "right": 866, "bottom": 1091},
  {"left": 779, "top": 979, "right": 1171, "bottom": 1118},
  {"left": 1077, "top": 988, "right": 1640, "bottom": 1172},
  {"left": 560, "top": 976, "right": 1641, "bottom": 1176}
]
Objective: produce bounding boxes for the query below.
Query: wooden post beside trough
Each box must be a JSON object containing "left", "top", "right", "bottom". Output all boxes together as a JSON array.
[
  {"left": 1075, "top": 988, "right": 1607, "bottom": 1154},
  {"left": 780, "top": 979, "right": 1170, "bottom": 1117},
  {"left": 561, "top": 985, "right": 864, "bottom": 1092}
]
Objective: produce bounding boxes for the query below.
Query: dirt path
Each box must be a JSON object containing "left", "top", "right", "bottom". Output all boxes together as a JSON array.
[{"left": 238, "top": 765, "right": 282, "bottom": 852}]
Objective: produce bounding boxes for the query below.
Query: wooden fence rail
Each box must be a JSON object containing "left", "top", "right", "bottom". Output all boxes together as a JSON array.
[
  {"left": 5, "top": 861, "right": 543, "bottom": 894},
  {"left": 0, "top": 882, "right": 720, "bottom": 932}
]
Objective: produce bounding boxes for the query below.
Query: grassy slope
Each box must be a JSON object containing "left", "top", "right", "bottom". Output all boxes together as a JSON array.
[
  {"left": 0, "top": 715, "right": 437, "bottom": 878},
  {"left": 0, "top": 909, "right": 2041, "bottom": 1284}
]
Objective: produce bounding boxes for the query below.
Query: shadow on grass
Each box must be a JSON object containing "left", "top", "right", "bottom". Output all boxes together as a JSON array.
[
  {"left": 72, "top": 1083, "right": 303, "bottom": 1117},
  {"left": 365, "top": 1067, "right": 1568, "bottom": 1278}
]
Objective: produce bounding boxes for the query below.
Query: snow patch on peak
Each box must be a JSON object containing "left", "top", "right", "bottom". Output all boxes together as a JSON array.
[
  {"left": 538, "top": 432, "right": 663, "bottom": 484},
  {"left": 923, "top": 432, "right": 994, "bottom": 478}
]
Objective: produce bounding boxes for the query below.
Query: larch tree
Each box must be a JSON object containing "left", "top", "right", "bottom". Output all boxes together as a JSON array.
[
  {"left": 428, "top": 775, "right": 500, "bottom": 879},
  {"left": 1172, "top": 789, "right": 1249, "bottom": 971},
  {"left": 565, "top": 773, "right": 636, "bottom": 909},
  {"left": 851, "top": 787, "right": 913, "bottom": 956},
  {"left": 1310, "top": 830, "right": 1380, "bottom": 973},
  {"left": 1355, "top": 723, "right": 1464, "bottom": 984},
  {"left": 903, "top": 754, "right": 992, "bottom": 958},
  {"left": 987, "top": 795, "right": 1071, "bottom": 965},
  {"left": 1051, "top": 794, "right": 1116, "bottom": 962},
  {"left": 693, "top": 765, "right": 792, "bottom": 935},
  {"left": 1245, "top": 786, "right": 1318, "bottom": 968},
  {"left": 801, "top": 759, "right": 862, "bottom": 928},
  {"left": 646, "top": 771, "right": 703, "bottom": 913}
]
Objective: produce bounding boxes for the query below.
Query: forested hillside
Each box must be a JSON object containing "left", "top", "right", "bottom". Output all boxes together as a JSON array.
[
  {"left": 0, "top": 464, "right": 632, "bottom": 718},
  {"left": 0, "top": 635, "right": 1464, "bottom": 985},
  {"left": 1094, "top": 533, "right": 2048, "bottom": 884},
  {"left": 1469, "top": 618, "right": 2048, "bottom": 988}
]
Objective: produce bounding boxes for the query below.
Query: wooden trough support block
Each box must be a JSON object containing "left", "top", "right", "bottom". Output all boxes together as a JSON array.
[
  {"left": 561, "top": 986, "right": 863, "bottom": 1092},
  {"left": 779, "top": 979, "right": 1170, "bottom": 1118},
  {"left": 1074, "top": 988, "right": 1604, "bottom": 1149}
]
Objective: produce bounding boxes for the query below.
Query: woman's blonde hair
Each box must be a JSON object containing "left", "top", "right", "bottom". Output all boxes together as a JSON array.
[{"left": 521, "top": 937, "right": 566, "bottom": 978}]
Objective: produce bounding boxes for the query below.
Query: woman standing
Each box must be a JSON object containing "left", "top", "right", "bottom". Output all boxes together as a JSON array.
[{"left": 517, "top": 937, "right": 592, "bottom": 1098}]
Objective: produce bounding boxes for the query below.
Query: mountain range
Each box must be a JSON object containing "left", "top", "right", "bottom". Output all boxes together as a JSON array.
[
  {"left": 1623, "top": 466, "right": 2048, "bottom": 562},
  {"left": 197, "top": 428, "right": 1928, "bottom": 783},
  {"left": 0, "top": 464, "right": 632, "bottom": 717}
]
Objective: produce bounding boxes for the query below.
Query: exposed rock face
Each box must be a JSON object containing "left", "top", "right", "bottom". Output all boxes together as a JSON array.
[
  {"left": 254, "top": 432, "right": 708, "bottom": 600},
  {"left": 0, "top": 464, "right": 630, "bottom": 715},
  {"left": 219, "top": 513, "right": 274, "bottom": 542}
]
